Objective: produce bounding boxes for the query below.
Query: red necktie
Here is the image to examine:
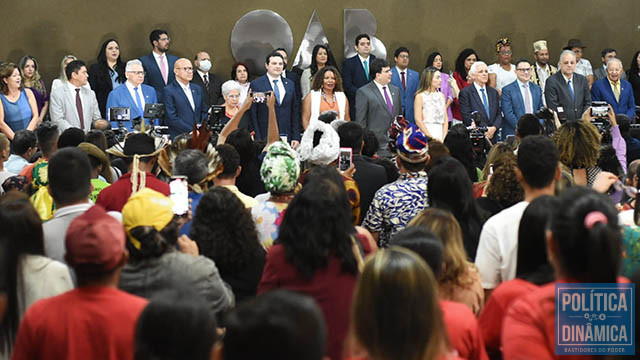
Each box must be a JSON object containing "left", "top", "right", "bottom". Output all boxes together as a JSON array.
[
  {"left": 75, "top": 88, "right": 84, "bottom": 130},
  {"left": 401, "top": 71, "right": 406, "bottom": 91}
]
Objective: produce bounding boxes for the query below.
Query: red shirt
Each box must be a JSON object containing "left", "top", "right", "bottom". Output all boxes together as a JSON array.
[
  {"left": 96, "top": 172, "right": 170, "bottom": 212},
  {"left": 440, "top": 300, "right": 489, "bottom": 360},
  {"left": 451, "top": 71, "right": 472, "bottom": 121},
  {"left": 11, "top": 286, "right": 148, "bottom": 360}
]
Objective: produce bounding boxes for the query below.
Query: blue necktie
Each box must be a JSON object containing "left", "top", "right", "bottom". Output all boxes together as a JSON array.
[
  {"left": 363, "top": 59, "right": 369, "bottom": 80},
  {"left": 480, "top": 88, "right": 490, "bottom": 119},
  {"left": 272, "top": 79, "right": 281, "bottom": 106},
  {"left": 568, "top": 79, "right": 575, "bottom": 101},
  {"left": 133, "top": 87, "right": 144, "bottom": 118}
]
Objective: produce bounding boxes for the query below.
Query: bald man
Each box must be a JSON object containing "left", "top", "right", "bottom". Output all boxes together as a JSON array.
[
  {"left": 191, "top": 51, "right": 224, "bottom": 107},
  {"left": 163, "top": 58, "right": 208, "bottom": 138}
]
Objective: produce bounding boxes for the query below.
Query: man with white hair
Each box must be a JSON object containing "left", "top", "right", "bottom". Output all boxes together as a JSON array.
[
  {"left": 591, "top": 57, "right": 636, "bottom": 118},
  {"left": 106, "top": 59, "right": 158, "bottom": 130},
  {"left": 545, "top": 50, "right": 591, "bottom": 121},
  {"left": 458, "top": 61, "right": 502, "bottom": 140}
]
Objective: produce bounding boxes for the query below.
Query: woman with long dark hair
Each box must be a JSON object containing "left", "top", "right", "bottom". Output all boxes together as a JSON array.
[
  {"left": 301, "top": 66, "right": 349, "bottom": 128},
  {"left": 451, "top": 48, "right": 478, "bottom": 122},
  {"left": 231, "top": 62, "right": 251, "bottom": 104},
  {"left": 300, "top": 44, "right": 338, "bottom": 99},
  {"left": 88, "top": 39, "right": 126, "bottom": 118}
]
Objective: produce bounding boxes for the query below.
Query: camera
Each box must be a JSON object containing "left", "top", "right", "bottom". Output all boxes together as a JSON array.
[
  {"left": 535, "top": 107, "right": 557, "bottom": 136},
  {"left": 591, "top": 101, "right": 609, "bottom": 118},
  {"left": 207, "top": 105, "right": 226, "bottom": 144}
]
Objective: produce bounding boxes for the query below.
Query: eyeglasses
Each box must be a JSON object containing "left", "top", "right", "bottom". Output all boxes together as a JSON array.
[
  {"left": 397, "top": 54, "right": 409, "bottom": 59},
  {"left": 178, "top": 67, "right": 193, "bottom": 72},
  {"left": 500, "top": 51, "right": 513, "bottom": 56},
  {"left": 516, "top": 68, "right": 532, "bottom": 72},
  {"left": 128, "top": 71, "right": 145, "bottom": 75},
  {"left": 158, "top": 37, "right": 171, "bottom": 42}
]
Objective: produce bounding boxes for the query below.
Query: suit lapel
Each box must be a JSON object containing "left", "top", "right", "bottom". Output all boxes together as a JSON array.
[
  {"left": 370, "top": 83, "right": 391, "bottom": 116},
  {"left": 63, "top": 86, "right": 80, "bottom": 123}
]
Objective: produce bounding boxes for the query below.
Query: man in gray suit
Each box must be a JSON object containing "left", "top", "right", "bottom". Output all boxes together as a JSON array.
[
  {"left": 545, "top": 50, "right": 592, "bottom": 121},
  {"left": 594, "top": 48, "right": 627, "bottom": 81},
  {"left": 355, "top": 58, "right": 402, "bottom": 158},
  {"left": 49, "top": 60, "right": 102, "bottom": 133}
]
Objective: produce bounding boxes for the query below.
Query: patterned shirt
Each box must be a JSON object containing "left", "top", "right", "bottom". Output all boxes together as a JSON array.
[{"left": 362, "top": 171, "right": 428, "bottom": 247}]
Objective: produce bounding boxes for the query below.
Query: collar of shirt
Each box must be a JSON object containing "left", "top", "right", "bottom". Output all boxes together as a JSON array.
[
  {"left": 125, "top": 81, "right": 141, "bottom": 92},
  {"left": 358, "top": 54, "right": 370, "bottom": 64},
  {"left": 396, "top": 66, "right": 407, "bottom": 75},
  {"left": 398, "top": 171, "right": 428, "bottom": 181},
  {"left": 473, "top": 82, "right": 486, "bottom": 92},
  {"left": 178, "top": 81, "right": 191, "bottom": 92},
  {"left": 53, "top": 203, "right": 93, "bottom": 219},
  {"left": 536, "top": 63, "right": 549, "bottom": 73},
  {"left": 609, "top": 79, "right": 620, "bottom": 87},
  {"left": 266, "top": 73, "right": 281, "bottom": 84},
  {"left": 152, "top": 51, "right": 165, "bottom": 62},
  {"left": 517, "top": 79, "right": 530, "bottom": 88},
  {"left": 561, "top": 73, "right": 573, "bottom": 83},
  {"left": 67, "top": 81, "right": 81, "bottom": 93},
  {"left": 197, "top": 69, "right": 208, "bottom": 79},
  {"left": 373, "top": 79, "right": 388, "bottom": 92}
]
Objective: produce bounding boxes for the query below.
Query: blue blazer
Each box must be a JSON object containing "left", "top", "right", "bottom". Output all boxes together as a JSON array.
[
  {"left": 163, "top": 80, "right": 208, "bottom": 139},
  {"left": 390, "top": 67, "right": 420, "bottom": 123},
  {"left": 500, "top": 80, "right": 543, "bottom": 138},
  {"left": 249, "top": 75, "right": 301, "bottom": 141},
  {"left": 591, "top": 78, "right": 636, "bottom": 119},
  {"left": 106, "top": 83, "right": 158, "bottom": 131},
  {"left": 139, "top": 52, "right": 178, "bottom": 102},
  {"left": 342, "top": 54, "right": 376, "bottom": 119},
  {"left": 459, "top": 84, "right": 502, "bottom": 129}
]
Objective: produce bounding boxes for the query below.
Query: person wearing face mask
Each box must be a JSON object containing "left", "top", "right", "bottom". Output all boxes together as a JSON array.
[
  {"left": 191, "top": 51, "right": 224, "bottom": 108},
  {"left": 88, "top": 39, "right": 126, "bottom": 118}
]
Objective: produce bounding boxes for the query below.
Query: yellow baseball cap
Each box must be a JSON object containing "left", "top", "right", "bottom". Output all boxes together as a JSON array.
[{"left": 122, "top": 188, "right": 174, "bottom": 250}]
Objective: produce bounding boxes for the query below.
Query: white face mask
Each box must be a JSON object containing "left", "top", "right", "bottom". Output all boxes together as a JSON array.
[{"left": 198, "top": 59, "right": 212, "bottom": 72}]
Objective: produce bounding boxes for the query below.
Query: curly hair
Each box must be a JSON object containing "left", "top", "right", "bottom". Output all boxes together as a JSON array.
[
  {"left": 553, "top": 120, "right": 600, "bottom": 169},
  {"left": 481, "top": 142, "right": 514, "bottom": 181},
  {"left": 486, "top": 153, "right": 524, "bottom": 209},
  {"left": 311, "top": 66, "right": 344, "bottom": 92},
  {"left": 190, "top": 187, "right": 262, "bottom": 272}
]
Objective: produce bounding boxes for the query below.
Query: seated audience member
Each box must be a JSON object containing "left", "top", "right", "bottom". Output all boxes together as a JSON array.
[
  {"left": 11, "top": 205, "right": 148, "bottom": 360},
  {"left": 414, "top": 67, "right": 449, "bottom": 141},
  {"left": 164, "top": 58, "right": 208, "bottom": 139},
  {"left": 119, "top": 188, "right": 235, "bottom": 318},
  {"left": 0, "top": 134, "right": 14, "bottom": 192},
  {"left": 302, "top": 66, "right": 350, "bottom": 129},
  {"left": 425, "top": 139, "right": 450, "bottom": 172},
  {"left": 50, "top": 55, "right": 77, "bottom": 93},
  {"left": 19, "top": 55, "right": 49, "bottom": 122},
  {"left": 565, "top": 38, "right": 594, "bottom": 86},
  {"left": 135, "top": 289, "right": 217, "bottom": 360},
  {"left": 251, "top": 141, "right": 300, "bottom": 248},
  {"left": 300, "top": 44, "right": 338, "bottom": 99},
  {"left": 618, "top": 114, "right": 640, "bottom": 164},
  {"left": 57, "top": 127, "right": 85, "bottom": 149},
  {"left": 191, "top": 51, "right": 224, "bottom": 108},
  {"left": 5, "top": 130, "right": 36, "bottom": 174},
  {"left": 479, "top": 142, "right": 514, "bottom": 182},
  {"left": 214, "top": 144, "right": 257, "bottom": 208},
  {"left": 515, "top": 113, "right": 543, "bottom": 139},
  {"left": 217, "top": 290, "right": 326, "bottom": 360},
  {"left": 363, "top": 125, "right": 429, "bottom": 246},
  {"left": 49, "top": 60, "right": 102, "bottom": 132},
  {"left": 18, "top": 122, "right": 58, "bottom": 183},
  {"left": 591, "top": 57, "right": 636, "bottom": 119},
  {"left": 42, "top": 148, "right": 93, "bottom": 262},
  {"left": 488, "top": 37, "right": 516, "bottom": 93},
  {"left": 544, "top": 50, "right": 592, "bottom": 121},
  {"left": 88, "top": 39, "right": 126, "bottom": 118},
  {"left": 105, "top": 59, "right": 158, "bottom": 131},
  {"left": 171, "top": 148, "right": 212, "bottom": 236},
  {"left": 258, "top": 173, "right": 371, "bottom": 360},
  {"left": 479, "top": 195, "right": 556, "bottom": 357},
  {"left": 475, "top": 135, "right": 559, "bottom": 296},
  {"left": 477, "top": 152, "right": 525, "bottom": 216},
  {"left": 425, "top": 52, "right": 456, "bottom": 123},
  {"left": 443, "top": 124, "right": 480, "bottom": 181},
  {"left": 598, "top": 144, "right": 624, "bottom": 177},
  {"left": 458, "top": 61, "right": 502, "bottom": 140},
  {"left": 626, "top": 50, "right": 640, "bottom": 106},
  {"left": 77, "top": 142, "right": 112, "bottom": 202},
  {"left": 0, "top": 197, "right": 73, "bottom": 358},
  {"left": 595, "top": 48, "right": 626, "bottom": 81},
  {"left": 427, "top": 157, "right": 488, "bottom": 260},
  {"left": 451, "top": 48, "right": 479, "bottom": 122},
  {"left": 191, "top": 187, "right": 265, "bottom": 303},
  {"left": 231, "top": 62, "right": 251, "bottom": 104},
  {"left": 502, "top": 187, "right": 625, "bottom": 359},
  {"left": 391, "top": 227, "right": 489, "bottom": 360},
  {"left": 96, "top": 133, "right": 169, "bottom": 212},
  {"left": 501, "top": 59, "right": 544, "bottom": 138},
  {"left": 361, "top": 129, "right": 399, "bottom": 182},
  {"left": 349, "top": 247, "right": 453, "bottom": 360},
  {"left": 0, "top": 63, "right": 39, "bottom": 139}
]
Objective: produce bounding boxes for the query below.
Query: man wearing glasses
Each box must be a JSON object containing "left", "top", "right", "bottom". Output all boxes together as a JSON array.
[
  {"left": 163, "top": 58, "right": 208, "bottom": 138},
  {"left": 500, "top": 59, "right": 543, "bottom": 138},
  {"left": 106, "top": 59, "right": 158, "bottom": 131},
  {"left": 139, "top": 29, "right": 178, "bottom": 102}
]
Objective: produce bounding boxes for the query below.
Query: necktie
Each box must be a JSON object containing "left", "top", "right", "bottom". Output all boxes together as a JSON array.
[
  {"left": 568, "top": 79, "right": 575, "bottom": 101},
  {"left": 273, "top": 79, "right": 281, "bottom": 105},
  {"left": 383, "top": 86, "right": 393, "bottom": 114},
  {"left": 364, "top": 60, "right": 369, "bottom": 80},
  {"left": 203, "top": 74, "right": 209, "bottom": 91},
  {"left": 134, "top": 87, "right": 144, "bottom": 117},
  {"left": 480, "top": 88, "right": 490, "bottom": 119},
  {"left": 159, "top": 55, "right": 168, "bottom": 85},
  {"left": 75, "top": 88, "right": 84, "bottom": 130},
  {"left": 612, "top": 81, "right": 620, "bottom": 102},
  {"left": 522, "top": 83, "right": 533, "bottom": 113},
  {"left": 401, "top": 71, "right": 406, "bottom": 91}
]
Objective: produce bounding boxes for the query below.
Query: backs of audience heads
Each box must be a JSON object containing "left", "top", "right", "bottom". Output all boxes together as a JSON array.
[
  {"left": 48, "top": 148, "right": 91, "bottom": 206},
  {"left": 425, "top": 139, "right": 449, "bottom": 172},
  {"left": 443, "top": 124, "right": 478, "bottom": 182},
  {"left": 214, "top": 144, "right": 240, "bottom": 179},
  {"left": 219, "top": 289, "right": 326, "bottom": 360},
  {"left": 516, "top": 195, "right": 557, "bottom": 285},
  {"left": 337, "top": 122, "right": 364, "bottom": 153},
  {"left": 516, "top": 114, "right": 543, "bottom": 139},
  {"left": 35, "top": 122, "right": 58, "bottom": 157},
  {"left": 391, "top": 226, "right": 444, "bottom": 278},
  {"left": 481, "top": 142, "right": 515, "bottom": 181},
  {"left": 173, "top": 149, "right": 208, "bottom": 185},
  {"left": 361, "top": 129, "right": 378, "bottom": 158},
  {"left": 352, "top": 247, "right": 448, "bottom": 360},
  {"left": 517, "top": 135, "right": 559, "bottom": 189},
  {"left": 57, "top": 127, "right": 86, "bottom": 149},
  {"left": 11, "top": 130, "right": 36, "bottom": 156},
  {"left": 485, "top": 152, "right": 524, "bottom": 209},
  {"left": 85, "top": 129, "right": 108, "bottom": 151},
  {"left": 553, "top": 120, "right": 600, "bottom": 170}
]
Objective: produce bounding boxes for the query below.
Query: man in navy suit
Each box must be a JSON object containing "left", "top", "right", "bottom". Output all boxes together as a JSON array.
[
  {"left": 139, "top": 29, "right": 178, "bottom": 102},
  {"left": 501, "top": 59, "right": 544, "bottom": 139},
  {"left": 591, "top": 58, "right": 636, "bottom": 119},
  {"left": 163, "top": 58, "right": 208, "bottom": 139},
  {"left": 390, "top": 47, "right": 420, "bottom": 123},
  {"left": 459, "top": 61, "right": 502, "bottom": 140},
  {"left": 342, "top": 34, "right": 376, "bottom": 120},
  {"left": 106, "top": 59, "right": 158, "bottom": 131},
  {"left": 250, "top": 52, "right": 301, "bottom": 148}
]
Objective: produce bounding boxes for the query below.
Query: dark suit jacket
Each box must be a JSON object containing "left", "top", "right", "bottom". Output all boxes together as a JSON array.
[
  {"left": 249, "top": 74, "right": 301, "bottom": 141},
  {"left": 591, "top": 78, "right": 636, "bottom": 119},
  {"left": 500, "top": 80, "right": 543, "bottom": 138},
  {"left": 352, "top": 154, "right": 387, "bottom": 224},
  {"left": 343, "top": 54, "right": 376, "bottom": 119},
  {"left": 139, "top": 52, "right": 178, "bottom": 102},
  {"left": 390, "top": 67, "right": 420, "bottom": 123},
  {"left": 191, "top": 71, "right": 224, "bottom": 107},
  {"left": 355, "top": 81, "right": 401, "bottom": 158},
  {"left": 459, "top": 83, "right": 502, "bottom": 128},
  {"left": 282, "top": 69, "right": 301, "bottom": 102},
  {"left": 163, "top": 80, "right": 208, "bottom": 139},
  {"left": 544, "top": 72, "right": 591, "bottom": 121}
]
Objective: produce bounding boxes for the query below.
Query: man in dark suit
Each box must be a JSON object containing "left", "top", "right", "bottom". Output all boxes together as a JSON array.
[
  {"left": 343, "top": 34, "right": 376, "bottom": 120},
  {"left": 191, "top": 51, "right": 224, "bottom": 108},
  {"left": 591, "top": 58, "right": 636, "bottom": 119},
  {"left": 275, "top": 48, "right": 301, "bottom": 102},
  {"left": 390, "top": 47, "right": 420, "bottom": 123},
  {"left": 545, "top": 50, "right": 592, "bottom": 121},
  {"left": 250, "top": 52, "right": 301, "bottom": 147},
  {"left": 500, "top": 59, "right": 544, "bottom": 139},
  {"left": 139, "top": 29, "right": 178, "bottom": 102},
  {"left": 459, "top": 61, "right": 502, "bottom": 140},
  {"left": 594, "top": 48, "right": 627, "bottom": 81},
  {"left": 355, "top": 58, "right": 402, "bottom": 158},
  {"left": 337, "top": 122, "right": 387, "bottom": 223},
  {"left": 163, "top": 58, "right": 208, "bottom": 139}
]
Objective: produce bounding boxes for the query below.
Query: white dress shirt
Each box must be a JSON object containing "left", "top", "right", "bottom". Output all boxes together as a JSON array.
[
  {"left": 359, "top": 55, "right": 371, "bottom": 76},
  {"left": 177, "top": 81, "right": 195, "bottom": 110},
  {"left": 152, "top": 51, "right": 169, "bottom": 83},
  {"left": 125, "top": 81, "right": 146, "bottom": 110},
  {"left": 266, "top": 73, "right": 286, "bottom": 104},
  {"left": 373, "top": 80, "right": 393, "bottom": 106}
]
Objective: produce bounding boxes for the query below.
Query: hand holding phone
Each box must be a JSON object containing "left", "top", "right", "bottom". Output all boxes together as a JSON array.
[
  {"left": 169, "top": 176, "right": 189, "bottom": 216},
  {"left": 338, "top": 147, "right": 353, "bottom": 171}
]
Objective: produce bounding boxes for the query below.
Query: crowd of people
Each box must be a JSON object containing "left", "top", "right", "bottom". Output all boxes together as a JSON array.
[{"left": 1, "top": 28, "right": 640, "bottom": 360}]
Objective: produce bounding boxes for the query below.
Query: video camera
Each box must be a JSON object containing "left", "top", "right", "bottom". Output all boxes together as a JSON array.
[
  {"left": 207, "top": 105, "right": 226, "bottom": 144},
  {"left": 535, "top": 107, "right": 557, "bottom": 136}
]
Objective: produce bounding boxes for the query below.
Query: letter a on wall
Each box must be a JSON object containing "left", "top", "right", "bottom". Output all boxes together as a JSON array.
[{"left": 292, "top": 10, "right": 331, "bottom": 69}]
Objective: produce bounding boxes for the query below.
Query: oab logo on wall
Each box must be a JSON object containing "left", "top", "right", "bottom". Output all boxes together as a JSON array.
[{"left": 556, "top": 283, "right": 635, "bottom": 355}]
